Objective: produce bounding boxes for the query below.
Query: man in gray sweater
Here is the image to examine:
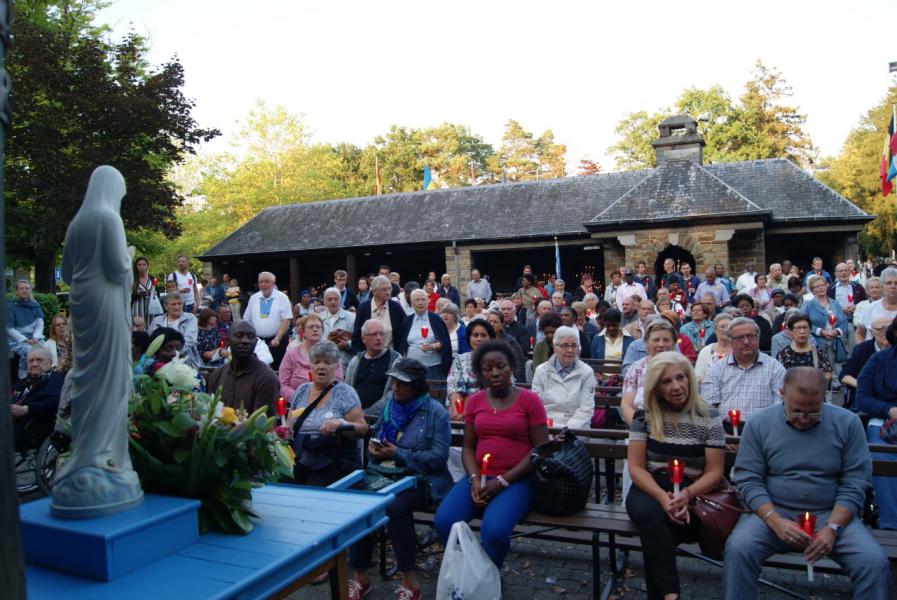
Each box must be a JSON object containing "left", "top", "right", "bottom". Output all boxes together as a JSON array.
[{"left": 723, "top": 367, "right": 892, "bottom": 600}]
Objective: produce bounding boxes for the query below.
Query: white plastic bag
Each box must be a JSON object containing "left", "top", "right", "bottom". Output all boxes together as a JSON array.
[{"left": 436, "top": 521, "right": 501, "bottom": 600}]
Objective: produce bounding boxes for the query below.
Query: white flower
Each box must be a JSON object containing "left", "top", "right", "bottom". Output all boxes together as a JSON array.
[{"left": 156, "top": 361, "right": 198, "bottom": 389}]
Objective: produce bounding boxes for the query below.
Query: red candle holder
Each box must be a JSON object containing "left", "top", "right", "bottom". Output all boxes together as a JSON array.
[
  {"left": 219, "top": 339, "right": 226, "bottom": 349},
  {"left": 728, "top": 409, "right": 741, "bottom": 435},
  {"left": 420, "top": 326, "right": 429, "bottom": 340},
  {"left": 828, "top": 314, "right": 836, "bottom": 327},
  {"left": 546, "top": 418, "right": 554, "bottom": 427},
  {"left": 698, "top": 328, "right": 706, "bottom": 340},
  {"left": 188, "top": 278, "right": 193, "bottom": 286},
  {"left": 151, "top": 277, "right": 158, "bottom": 288},
  {"left": 847, "top": 294, "right": 854, "bottom": 304},
  {"left": 276, "top": 397, "right": 286, "bottom": 417},
  {"left": 454, "top": 397, "right": 464, "bottom": 416},
  {"left": 798, "top": 512, "right": 817, "bottom": 582}
]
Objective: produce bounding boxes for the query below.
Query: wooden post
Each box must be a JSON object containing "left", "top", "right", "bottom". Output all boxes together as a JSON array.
[
  {"left": 289, "top": 256, "right": 300, "bottom": 304},
  {"left": 345, "top": 254, "right": 357, "bottom": 290},
  {"left": 0, "top": 1, "right": 27, "bottom": 596}
]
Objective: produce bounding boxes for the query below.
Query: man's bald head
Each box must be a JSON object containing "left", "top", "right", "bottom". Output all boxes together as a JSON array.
[{"left": 782, "top": 367, "right": 827, "bottom": 400}]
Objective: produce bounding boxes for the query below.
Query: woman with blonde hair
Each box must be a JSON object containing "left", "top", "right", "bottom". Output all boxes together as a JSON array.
[
  {"left": 46, "top": 314, "right": 72, "bottom": 372},
  {"left": 626, "top": 351, "right": 724, "bottom": 600}
]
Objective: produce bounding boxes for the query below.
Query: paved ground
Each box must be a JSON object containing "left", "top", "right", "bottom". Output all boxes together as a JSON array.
[{"left": 287, "top": 535, "right": 861, "bottom": 600}]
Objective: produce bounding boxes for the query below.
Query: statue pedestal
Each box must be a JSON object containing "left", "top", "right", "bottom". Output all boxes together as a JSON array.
[{"left": 20, "top": 494, "right": 200, "bottom": 581}]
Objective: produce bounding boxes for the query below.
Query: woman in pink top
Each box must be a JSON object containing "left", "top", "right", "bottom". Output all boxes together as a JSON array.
[
  {"left": 434, "top": 339, "right": 548, "bottom": 567},
  {"left": 279, "top": 314, "right": 343, "bottom": 399}
]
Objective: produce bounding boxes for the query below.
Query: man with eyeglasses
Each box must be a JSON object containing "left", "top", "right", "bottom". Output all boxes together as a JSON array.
[
  {"left": 700, "top": 317, "right": 786, "bottom": 427},
  {"left": 724, "top": 367, "right": 889, "bottom": 600},
  {"left": 345, "top": 319, "right": 400, "bottom": 415}
]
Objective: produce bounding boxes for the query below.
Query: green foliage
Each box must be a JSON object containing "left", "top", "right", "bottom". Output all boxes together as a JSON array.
[
  {"left": 497, "top": 119, "right": 567, "bottom": 181},
  {"left": 6, "top": 292, "right": 61, "bottom": 337},
  {"left": 5, "top": 0, "right": 219, "bottom": 291},
  {"left": 129, "top": 370, "right": 293, "bottom": 534},
  {"left": 817, "top": 85, "right": 897, "bottom": 257},
  {"left": 607, "top": 62, "right": 816, "bottom": 171}
]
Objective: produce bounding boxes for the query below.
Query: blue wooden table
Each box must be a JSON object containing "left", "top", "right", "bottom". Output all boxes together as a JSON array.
[{"left": 24, "top": 483, "right": 395, "bottom": 599}]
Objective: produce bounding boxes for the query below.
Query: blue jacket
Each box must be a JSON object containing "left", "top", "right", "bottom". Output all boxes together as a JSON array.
[
  {"left": 436, "top": 285, "right": 460, "bottom": 306},
  {"left": 455, "top": 322, "right": 471, "bottom": 355},
  {"left": 351, "top": 298, "right": 407, "bottom": 354},
  {"left": 590, "top": 332, "right": 633, "bottom": 360},
  {"left": 801, "top": 297, "right": 848, "bottom": 346},
  {"left": 372, "top": 396, "right": 453, "bottom": 501},
  {"left": 856, "top": 346, "right": 897, "bottom": 419},
  {"left": 7, "top": 298, "right": 44, "bottom": 329},
  {"left": 396, "top": 311, "right": 454, "bottom": 376}
]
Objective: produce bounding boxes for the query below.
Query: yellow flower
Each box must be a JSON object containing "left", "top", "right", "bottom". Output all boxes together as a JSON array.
[
  {"left": 285, "top": 445, "right": 296, "bottom": 465},
  {"left": 219, "top": 406, "right": 237, "bottom": 425}
]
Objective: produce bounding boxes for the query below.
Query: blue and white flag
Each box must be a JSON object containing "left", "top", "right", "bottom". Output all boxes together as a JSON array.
[{"left": 555, "top": 239, "right": 562, "bottom": 280}]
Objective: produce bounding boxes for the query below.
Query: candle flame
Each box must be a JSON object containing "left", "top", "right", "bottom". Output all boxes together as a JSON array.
[
  {"left": 805, "top": 511, "right": 810, "bottom": 520},
  {"left": 673, "top": 459, "right": 679, "bottom": 467},
  {"left": 483, "top": 453, "right": 492, "bottom": 463}
]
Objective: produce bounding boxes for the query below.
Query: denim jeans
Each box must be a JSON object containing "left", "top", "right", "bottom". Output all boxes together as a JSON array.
[
  {"left": 434, "top": 476, "right": 533, "bottom": 567},
  {"left": 867, "top": 423, "right": 897, "bottom": 530},
  {"left": 723, "top": 511, "right": 893, "bottom": 600}
]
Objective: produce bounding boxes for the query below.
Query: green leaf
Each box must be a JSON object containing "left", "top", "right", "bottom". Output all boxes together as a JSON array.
[
  {"left": 229, "top": 508, "right": 254, "bottom": 534},
  {"left": 171, "top": 412, "right": 197, "bottom": 432},
  {"left": 173, "top": 447, "right": 190, "bottom": 464},
  {"left": 153, "top": 421, "right": 183, "bottom": 437}
]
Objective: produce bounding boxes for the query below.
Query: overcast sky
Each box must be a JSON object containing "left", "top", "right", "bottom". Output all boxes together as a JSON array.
[{"left": 97, "top": 0, "right": 896, "bottom": 172}]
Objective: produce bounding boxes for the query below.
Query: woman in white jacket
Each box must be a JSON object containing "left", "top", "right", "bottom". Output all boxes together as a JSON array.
[{"left": 531, "top": 325, "right": 596, "bottom": 429}]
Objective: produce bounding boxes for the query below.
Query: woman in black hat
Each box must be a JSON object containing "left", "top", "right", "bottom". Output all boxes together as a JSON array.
[{"left": 346, "top": 358, "right": 451, "bottom": 600}]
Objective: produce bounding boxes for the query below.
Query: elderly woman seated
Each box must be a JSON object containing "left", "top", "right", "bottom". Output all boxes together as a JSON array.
[
  {"left": 532, "top": 325, "right": 596, "bottom": 429},
  {"left": 289, "top": 340, "right": 368, "bottom": 487},
  {"left": 148, "top": 292, "right": 201, "bottom": 367},
  {"left": 346, "top": 358, "right": 452, "bottom": 600},
  {"left": 8, "top": 280, "right": 45, "bottom": 381},
  {"left": 11, "top": 346, "right": 64, "bottom": 452}
]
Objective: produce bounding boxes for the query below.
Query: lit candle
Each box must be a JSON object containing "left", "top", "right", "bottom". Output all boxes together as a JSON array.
[
  {"left": 530, "top": 336, "right": 535, "bottom": 348},
  {"left": 420, "top": 326, "right": 429, "bottom": 340},
  {"left": 308, "top": 370, "right": 313, "bottom": 381},
  {"left": 698, "top": 328, "right": 706, "bottom": 342},
  {"left": 151, "top": 277, "right": 157, "bottom": 288},
  {"left": 798, "top": 512, "right": 817, "bottom": 582},
  {"left": 188, "top": 278, "right": 193, "bottom": 286},
  {"left": 728, "top": 409, "right": 741, "bottom": 436},
  {"left": 847, "top": 293, "right": 853, "bottom": 305},
  {"left": 546, "top": 418, "right": 554, "bottom": 427},
  {"left": 668, "top": 459, "right": 683, "bottom": 495},
  {"left": 828, "top": 314, "right": 836, "bottom": 327},
  {"left": 480, "top": 453, "right": 492, "bottom": 488},
  {"left": 219, "top": 339, "right": 226, "bottom": 349},
  {"left": 276, "top": 397, "right": 286, "bottom": 426},
  {"left": 454, "top": 397, "right": 464, "bottom": 416}
]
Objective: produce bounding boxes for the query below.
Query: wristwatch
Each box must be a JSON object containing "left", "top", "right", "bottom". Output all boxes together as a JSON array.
[{"left": 824, "top": 522, "right": 842, "bottom": 536}]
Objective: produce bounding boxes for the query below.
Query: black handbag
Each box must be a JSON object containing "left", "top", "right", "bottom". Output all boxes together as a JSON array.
[{"left": 529, "top": 428, "right": 593, "bottom": 516}]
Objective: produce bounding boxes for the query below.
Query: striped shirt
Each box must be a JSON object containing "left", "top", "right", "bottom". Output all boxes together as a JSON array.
[
  {"left": 700, "top": 352, "right": 785, "bottom": 420},
  {"left": 629, "top": 408, "right": 725, "bottom": 480}
]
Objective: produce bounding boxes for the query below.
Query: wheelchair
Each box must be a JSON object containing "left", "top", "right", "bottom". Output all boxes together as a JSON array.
[{"left": 14, "top": 420, "right": 68, "bottom": 497}]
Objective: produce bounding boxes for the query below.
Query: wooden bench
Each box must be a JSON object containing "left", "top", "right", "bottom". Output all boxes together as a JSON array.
[{"left": 368, "top": 431, "right": 897, "bottom": 600}]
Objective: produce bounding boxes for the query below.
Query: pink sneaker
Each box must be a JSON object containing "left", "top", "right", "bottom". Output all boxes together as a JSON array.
[
  {"left": 395, "top": 585, "right": 421, "bottom": 600},
  {"left": 348, "top": 578, "right": 371, "bottom": 600}
]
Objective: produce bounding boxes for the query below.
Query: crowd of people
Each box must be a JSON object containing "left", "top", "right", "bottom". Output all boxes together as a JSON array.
[{"left": 8, "top": 253, "right": 897, "bottom": 599}]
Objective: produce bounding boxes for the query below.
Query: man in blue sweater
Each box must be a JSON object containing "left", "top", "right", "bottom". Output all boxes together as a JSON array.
[{"left": 724, "top": 367, "right": 891, "bottom": 600}]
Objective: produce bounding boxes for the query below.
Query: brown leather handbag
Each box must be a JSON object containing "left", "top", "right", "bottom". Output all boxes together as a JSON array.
[{"left": 689, "top": 479, "right": 750, "bottom": 560}]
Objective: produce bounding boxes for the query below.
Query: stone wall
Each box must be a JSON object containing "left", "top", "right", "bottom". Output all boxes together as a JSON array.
[
  {"left": 727, "top": 231, "right": 765, "bottom": 278},
  {"left": 445, "top": 246, "right": 473, "bottom": 300},
  {"left": 609, "top": 226, "right": 736, "bottom": 275},
  {"left": 602, "top": 243, "right": 625, "bottom": 282}
]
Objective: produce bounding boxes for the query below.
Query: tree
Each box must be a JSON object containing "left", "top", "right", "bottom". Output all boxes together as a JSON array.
[
  {"left": 607, "top": 62, "right": 816, "bottom": 171},
  {"left": 576, "top": 159, "right": 601, "bottom": 176},
  {"left": 497, "top": 119, "right": 567, "bottom": 181},
  {"left": 5, "top": 0, "right": 218, "bottom": 291},
  {"left": 817, "top": 85, "right": 897, "bottom": 257}
]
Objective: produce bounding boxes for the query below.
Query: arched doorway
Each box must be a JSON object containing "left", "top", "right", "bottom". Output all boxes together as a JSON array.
[{"left": 654, "top": 244, "right": 696, "bottom": 281}]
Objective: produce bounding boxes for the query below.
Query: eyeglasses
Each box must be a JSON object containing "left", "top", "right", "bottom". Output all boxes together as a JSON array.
[
  {"left": 555, "top": 343, "right": 579, "bottom": 351},
  {"left": 730, "top": 334, "right": 758, "bottom": 343},
  {"left": 785, "top": 406, "right": 822, "bottom": 420},
  {"left": 791, "top": 325, "right": 810, "bottom": 331}
]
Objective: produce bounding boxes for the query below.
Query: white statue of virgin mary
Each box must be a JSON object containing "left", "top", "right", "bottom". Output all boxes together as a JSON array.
[{"left": 50, "top": 165, "right": 143, "bottom": 518}]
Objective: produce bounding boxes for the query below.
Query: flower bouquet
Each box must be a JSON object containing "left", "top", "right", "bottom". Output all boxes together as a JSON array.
[{"left": 128, "top": 341, "right": 294, "bottom": 534}]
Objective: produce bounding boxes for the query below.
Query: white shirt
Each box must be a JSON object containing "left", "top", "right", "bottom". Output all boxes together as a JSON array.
[
  {"left": 615, "top": 281, "right": 647, "bottom": 311},
  {"left": 860, "top": 299, "right": 897, "bottom": 341},
  {"left": 167, "top": 270, "right": 198, "bottom": 307},
  {"left": 735, "top": 272, "right": 757, "bottom": 292},
  {"left": 243, "top": 289, "right": 293, "bottom": 338}
]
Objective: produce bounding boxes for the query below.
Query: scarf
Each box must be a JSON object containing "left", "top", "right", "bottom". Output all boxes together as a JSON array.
[{"left": 379, "top": 393, "right": 429, "bottom": 445}]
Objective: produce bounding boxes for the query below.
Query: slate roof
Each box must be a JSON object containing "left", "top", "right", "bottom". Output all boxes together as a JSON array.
[
  {"left": 589, "top": 160, "right": 767, "bottom": 227},
  {"left": 200, "top": 158, "right": 871, "bottom": 259}
]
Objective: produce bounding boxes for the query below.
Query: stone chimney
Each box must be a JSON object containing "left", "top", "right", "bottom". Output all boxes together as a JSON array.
[{"left": 652, "top": 115, "right": 705, "bottom": 165}]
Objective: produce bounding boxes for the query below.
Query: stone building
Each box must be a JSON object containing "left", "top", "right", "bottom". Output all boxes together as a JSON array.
[{"left": 200, "top": 116, "right": 871, "bottom": 301}]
